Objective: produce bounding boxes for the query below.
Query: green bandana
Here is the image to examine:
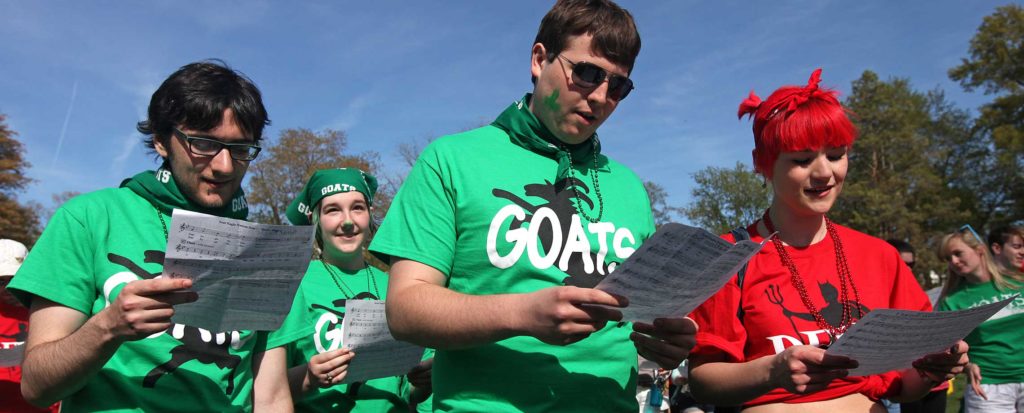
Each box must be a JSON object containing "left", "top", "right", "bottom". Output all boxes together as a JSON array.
[
  {"left": 121, "top": 163, "right": 249, "bottom": 220},
  {"left": 491, "top": 93, "right": 602, "bottom": 183},
  {"left": 286, "top": 168, "right": 378, "bottom": 225}
]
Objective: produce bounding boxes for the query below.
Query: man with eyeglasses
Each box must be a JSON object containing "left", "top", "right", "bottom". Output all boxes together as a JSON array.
[
  {"left": 8, "top": 61, "right": 291, "bottom": 412},
  {"left": 371, "top": 1, "right": 696, "bottom": 411}
]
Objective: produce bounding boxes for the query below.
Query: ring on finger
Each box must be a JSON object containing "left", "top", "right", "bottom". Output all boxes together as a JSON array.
[{"left": 326, "top": 374, "right": 333, "bottom": 383}]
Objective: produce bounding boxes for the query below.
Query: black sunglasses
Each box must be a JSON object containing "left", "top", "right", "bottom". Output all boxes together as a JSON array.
[
  {"left": 557, "top": 55, "right": 634, "bottom": 101},
  {"left": 173, "top": 128, "right": 261, "bottom": 161}
]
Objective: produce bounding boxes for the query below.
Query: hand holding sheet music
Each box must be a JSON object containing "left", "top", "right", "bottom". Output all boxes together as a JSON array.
[
  {"left": 163, "top": 209, "right": 315, "bottom": 332},
  {"left": 341, "top": 300, "right": 425, "bottom": 383},
  {"left": 826, "top": 297, "right": 1014, "bottom": 376}
]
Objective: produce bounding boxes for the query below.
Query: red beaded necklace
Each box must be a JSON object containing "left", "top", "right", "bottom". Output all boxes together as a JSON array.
[{"left": 762, "top": 209, "right": 864, "bottom": 343}]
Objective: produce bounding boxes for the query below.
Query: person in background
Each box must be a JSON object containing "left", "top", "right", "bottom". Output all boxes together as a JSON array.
[
  {"left": 937, "top": 226, "right": 1024, "bottom": 412},
  {"left": 885, "top": 239, "right": 949, "bottom": 413},
  {"left": 0, "top": 239, "right": 58, "bottom": 413},
  {"left": 259, "top": 168, "right": 431, "bottom": 412},
  {"left": 638, "top": 370, "right": 671, "bottom": 413},
  {"left": 987, "top": 226, "right": 1024, "bottom": 272}
]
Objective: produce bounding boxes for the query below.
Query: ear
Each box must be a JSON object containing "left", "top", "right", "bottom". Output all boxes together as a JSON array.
[
  {"left": 154, "top": 134, "right": 170, "bottom": 159},
  {"left": 751, "top": 149, "right": 769, "bottom": 179},
  {"left": 531, "top": 43, "right": 547, "bottom": 82},
  {"left": 991, "top": 243, "right": 1003, "bottom": 255}
]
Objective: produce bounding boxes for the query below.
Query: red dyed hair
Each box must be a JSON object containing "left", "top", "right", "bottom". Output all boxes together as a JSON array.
[{"left": 738, "top": 68, "right": 857, "bottom": 177}]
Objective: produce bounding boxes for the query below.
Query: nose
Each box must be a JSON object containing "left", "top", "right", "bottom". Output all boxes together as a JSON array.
[
  {"left": 209, "top": 147, "right": 235, "bottom": 175},
  {"left": 587, "top": 80, "right": 611, "bottom": 106},
  {"left": 809, "top": 155, "right": 832, "bottom": 181}
]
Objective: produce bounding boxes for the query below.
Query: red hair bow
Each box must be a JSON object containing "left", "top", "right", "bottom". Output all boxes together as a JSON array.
[
  {"left": 737, "top": 90, "right": 762, "bottom": 119},
  {"left": 785, "top": 68, "right": 823, "bottom": 112}
]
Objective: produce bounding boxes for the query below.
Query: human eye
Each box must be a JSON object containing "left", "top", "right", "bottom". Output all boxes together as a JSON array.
[
  {"left": 190, "top": 138, "right": 222, "bottom": 153},
  {"left": 791, "top": 158, "right": 812, "bottom": 166}
]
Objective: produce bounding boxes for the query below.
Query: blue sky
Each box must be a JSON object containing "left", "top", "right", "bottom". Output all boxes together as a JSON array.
[{"left": 1, "top": 1, "right": 1010, "bottom": 223}]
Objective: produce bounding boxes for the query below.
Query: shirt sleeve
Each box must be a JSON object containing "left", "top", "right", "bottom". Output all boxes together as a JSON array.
[
  {"left": 8, "top": 204, "right": 96, "bottom": 312},
  {"left": 888, "top": 248, "right": 932, "bottom": 312},
  {"left": 369, "top": 142, "right": 457, "bottom": 277},
  {"left": 689, "top": 276, "right": 748, "bottom": 363},
  {"left": 864, "top": 243, "right": 935, "bottom": 400}
]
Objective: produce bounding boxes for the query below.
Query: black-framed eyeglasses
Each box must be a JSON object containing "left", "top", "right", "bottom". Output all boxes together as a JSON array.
[
  {"left": 173, "top": 128, "right": 261, "bottom": 161},
  {"left": 557, "top": 55, "right": 634, "bottom": 101}
]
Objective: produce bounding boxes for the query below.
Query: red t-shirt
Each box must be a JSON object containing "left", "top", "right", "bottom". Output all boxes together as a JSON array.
[
  {"left": 689, "top": 223, "right": 931, "bottom": 407},
  {"left": 0, "top": 300, "right": 57, "bottom": 413}
]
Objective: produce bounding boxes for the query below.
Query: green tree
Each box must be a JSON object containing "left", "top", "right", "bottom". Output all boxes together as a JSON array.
[
  {"left": 836, "top": 71, "right": 987, "bottom": 282},
  {"left": 0, "top": 113, "right": 40, "bottom": 245},
  {"left": 836, "top": 72, "right": 966, "bottom": 240},
  {"left": 683, "top": 162, "right": 770, "bottom": 234},
  {"left": 246, "top": 128, "right": 391, "bottom": 225},
  {"left": 949, "top": 4, "right": 1024, "bottom": 223},
  {"left": 644, "top": 181, "right": 682, "bottom": 226}
]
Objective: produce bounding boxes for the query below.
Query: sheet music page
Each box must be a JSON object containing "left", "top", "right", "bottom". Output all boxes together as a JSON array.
[
  {"left": 595, "top": 223, "right": 768, "bottom": 322},
  {"left": 827, "top": 297, "right": 1015, "bottom": 376},
  {"left": 341, "top": 300, "right": 425, "bottom": 383},
  {"left": 164, "top": 209, "right": 315, "bottom": 332},
  {"left": 0, "top": 342, "right": 24, "bottom": 367}
]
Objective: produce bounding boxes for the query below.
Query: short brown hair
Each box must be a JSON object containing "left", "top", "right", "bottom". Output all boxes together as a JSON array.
[{"left": 534, "top": 0, "right": 641, "bottom": 75}]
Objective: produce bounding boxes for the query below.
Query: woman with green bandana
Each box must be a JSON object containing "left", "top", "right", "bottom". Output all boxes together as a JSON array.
[{"left": 260, "top": 168, "right": 432, "bottom": 412}]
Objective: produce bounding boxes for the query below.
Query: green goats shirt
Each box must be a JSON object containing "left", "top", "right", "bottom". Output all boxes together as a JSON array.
[
  {"left": 8, "top": 187, "right": 265, "bottom": 412},
  {"left": 938, "top": 279, "right": 1024, "bottom": 384},
  {"left": 370, "top": 97, "right": 656, "bottom": 412},
  {"left": 268, "top": 261, "right": 411, "bottom": 412}
]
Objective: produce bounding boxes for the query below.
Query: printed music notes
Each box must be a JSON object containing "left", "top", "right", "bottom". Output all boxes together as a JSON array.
[
  {"left": 163, "top": 209, "right": 315, "bottom": 332},
  {"left": 596, "top": 223, "right": 768, "bottom": 322},
  {"left": 827, "top": 297, "right": 1015, "bottom": 376},
  {"left": 340, "top": 300, "right": 425, "bottom": 383}
]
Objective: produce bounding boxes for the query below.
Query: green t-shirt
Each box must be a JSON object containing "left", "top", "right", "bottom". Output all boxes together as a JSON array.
[
  {"left": 268, "top": 261, "right": 411, "bottom": 412},
  {"left": 8, "top": 187, "right": 265, "bottom": 412},
  {"left": 937, "top": 279, "right": 1024, "bottom": 384},
  {"left": 370, "top": 96, "right": 656, "bottom": 412}
]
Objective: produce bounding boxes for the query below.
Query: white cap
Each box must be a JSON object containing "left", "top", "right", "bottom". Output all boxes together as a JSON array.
[{"left": 0, "top": 239, "right": 28, "bottom": 276}]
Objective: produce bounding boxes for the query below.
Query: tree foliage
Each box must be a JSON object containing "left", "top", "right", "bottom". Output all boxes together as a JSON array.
[
  {"left": 0, "top": 114, "right": 40, "bottom": 245},
  {"left": 683, "top": 162, "right": 770, "bottom": 234},
  {"left": 835, "top": 71, "right": 968, "bottom": 240},
  {"left": 245, "top": 128, "right": 392, "bottom": 225},
  {"left": 834, "top": 71, "right": 981, "bottom": 282},
  {"left": 949, "top": 4, "right": 1024, "bottom": 223},
  {"left": 644, "top": 181, "right": 682, "bottom": 226}
]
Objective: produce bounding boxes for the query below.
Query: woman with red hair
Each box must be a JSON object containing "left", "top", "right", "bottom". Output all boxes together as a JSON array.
[{"left": 686, "top": 69, "right": 969, "bottom": 412}]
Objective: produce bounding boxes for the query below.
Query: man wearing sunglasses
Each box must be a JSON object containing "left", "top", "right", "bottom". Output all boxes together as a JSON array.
[
  {"left": 8, "top": 61, "right": 291, "bottom": 412},
  {"left": 372, "top": 1, "right": 696, "bottom": 411}
]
